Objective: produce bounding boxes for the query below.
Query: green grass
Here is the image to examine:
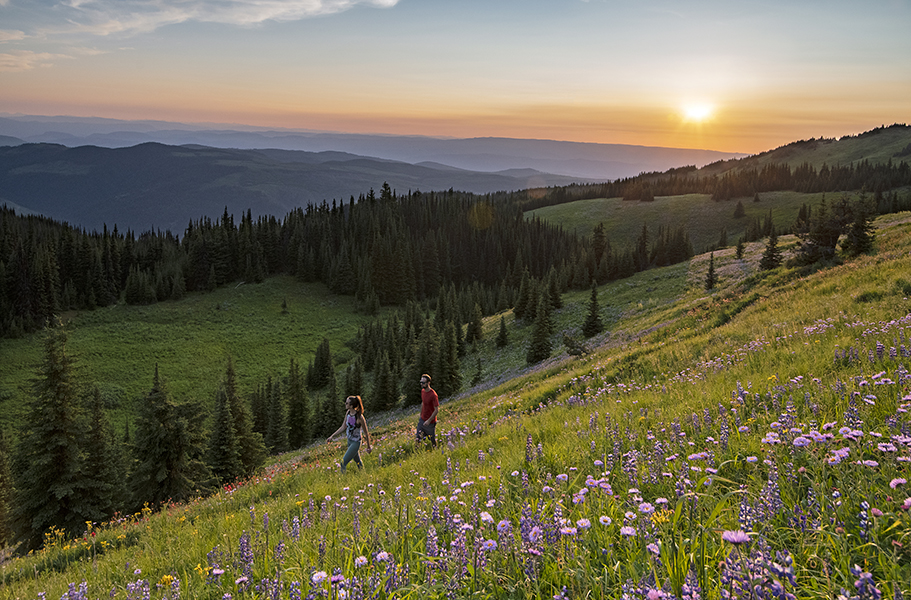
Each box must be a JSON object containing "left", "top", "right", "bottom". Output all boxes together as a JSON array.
[
  {"left": 0, "top": 277, "right": 374, "bottom": 433},
  {"left": 3, "top": 211, "right": 911, "bottom": 599},
  {"left": 526, "top": 190, "right": 846, "bottom": 253}
]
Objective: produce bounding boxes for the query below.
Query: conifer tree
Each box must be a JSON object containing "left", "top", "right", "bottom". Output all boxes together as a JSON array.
[
  {"left": 222, "top": 359, "right": 266, "bottom": 477},
  {"left": 11, "top": 319, "right": 89, "bottom": 552},
  {"left": 344, "top": 358, "right": 365, "bottom": 398},
  {"left": 759, "top": 229, "right": 783, "bottom": 271},
  {"left": 704, "top": 252, "right": 717, "bottom": 290},
  {"left": 207, "top": 387, "right": 243, "bottom": 485},
  {"left": 582, "top": 280, "right": 603, "bottom": 338},
  {"left": 526, "top": 291, "right": 554, "bottom": 364},
  {"left": 465, "top": 303, "right": 483, "bottom": 344},
  {"left": 546, "top": 268, "right": 563, "bottom": 309},
  {"left": 371, "top": 351, "right": 397, "bottom": 412},
  {"left": 83, "top": 387, "right": 124, "bottom": 523},
  {"left": 735, "top": 238, "right": 745, "bottom": 260},
  {"left": 0, "top": 433, "right": 13, "bottom": 547},
  {"left": 129, "top": 366, "right": 212, "bottom": 510},
  {"left": 496, "top": 316, "right": 509, "bottom": 348},
  {"left": 436, "top": 321, "right": 461, "bottom": 399},
  {"left": 287, "top": 358, "right": 312, "bottom": 449},
  {"left": 404, "top": 318, "right": 439, "bottom": 406},
  {"left": 265, "top": 379, "right": 288, "bottom": 454}
]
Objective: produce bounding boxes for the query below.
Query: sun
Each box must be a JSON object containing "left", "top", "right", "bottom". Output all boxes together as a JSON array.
[{"left": 681, "top": 103, "right": 715, "bottom": 123}]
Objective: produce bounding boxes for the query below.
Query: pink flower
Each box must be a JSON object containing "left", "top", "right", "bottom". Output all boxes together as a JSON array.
[{"left": 890, "top": 478, "right": 907, "bottom": 489}]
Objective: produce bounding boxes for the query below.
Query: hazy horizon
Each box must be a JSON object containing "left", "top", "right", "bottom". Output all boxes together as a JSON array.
[{"left": 2, "top": 1, "right": 909, "bottom": 155}]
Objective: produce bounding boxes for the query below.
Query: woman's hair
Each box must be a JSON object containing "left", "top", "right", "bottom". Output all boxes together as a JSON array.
[{"left": 347, "top": 395, "right": 364, "bottom": 415}]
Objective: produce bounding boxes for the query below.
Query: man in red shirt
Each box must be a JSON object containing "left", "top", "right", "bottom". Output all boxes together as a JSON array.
[{"left": 417, "top": 373, "right": 439, "bottom": 448}]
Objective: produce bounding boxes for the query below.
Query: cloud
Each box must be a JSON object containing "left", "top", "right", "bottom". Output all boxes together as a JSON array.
[
  {"left": 0, "top": 50, "right": 73, "bottom": 71},
  {"left": 42, "top": 0, "right": 400, "bottom": 37},
  {"left": 0, "top": 29, "right": 27, "bottom": 42}
]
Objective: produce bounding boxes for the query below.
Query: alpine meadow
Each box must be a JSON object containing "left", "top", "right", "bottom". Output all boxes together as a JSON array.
[{"left": 3, "top": 124, "right": 911, "bottom": 600}]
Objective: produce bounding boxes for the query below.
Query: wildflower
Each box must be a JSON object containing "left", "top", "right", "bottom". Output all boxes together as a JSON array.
[
  {"left": 481, "top": 539, "right": 498, "bottom": 552},
  {"left": 311, "top": 571, "right": 328, "bottom": 585},
  {"left": 599, "top": 516, "right": 612, "bottom": 526},
  {"left": 497, "top": 519, "right": 511, "bottom": 534},
  {"left": 354, "top": 556, "right": 368, "bottom": 568},
  {"left": 375, "top": 551, "right": 391, "bottom": 563},
  {"left": 559, "top": 526, "right": 578, "bottom": 536},
  {"left": 542, "top": 485, "right": 554, "bottom": 494},
  {"left": 529, "top": 526, "right": 543, "bottom": 543},
  {"left": 620, "top": 526, "right": 636, "bottom": 537},
  {"left": 646, "top": 542, "right": 660, "bottom": 556},
  {"left": 556, "top": 473, "right": 568, "bottom": 482},
  {"left": 746, "top": 456, "right": 758, "bottom": 463},
  {"left": 576, "top": 518, "right": 591, "bottom": 530},
  {"left": 639, "top": 502, "right": 655, "bottom": 514},
  {"left": 890, "top": 478, "right": 907, "bottom": 489},
  {"left": 792, "top": 436, "right": 811, "bottom": 447},
  {"left": 721, "top": 529, "right": 750, "bottom": 545},
  {"left": 480, "top": 511, "right": 494, "bottom": 524}
]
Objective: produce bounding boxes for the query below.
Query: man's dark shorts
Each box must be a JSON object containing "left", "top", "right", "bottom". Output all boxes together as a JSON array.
[{"left": 416, "top": 420, "right": 436, "bottom": 447}]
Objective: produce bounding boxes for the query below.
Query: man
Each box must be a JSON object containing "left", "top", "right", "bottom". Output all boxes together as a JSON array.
[{"left": 416, "top": 373, "right": 439, "bottom": 448}]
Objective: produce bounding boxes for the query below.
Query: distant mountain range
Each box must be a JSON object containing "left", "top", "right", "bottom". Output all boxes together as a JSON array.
[
  {"left": 0, "top": 115, "right": 746, "bottom": 233},
  {"left": 0, "top": 115, "right": 743, "bottom": 180}
]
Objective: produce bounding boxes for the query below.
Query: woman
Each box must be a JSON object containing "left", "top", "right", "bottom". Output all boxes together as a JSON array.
[{"left": 327, "top": 395, "right": 372, "bottom": 472}]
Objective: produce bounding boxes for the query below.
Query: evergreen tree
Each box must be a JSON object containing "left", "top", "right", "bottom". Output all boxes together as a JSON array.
[
  {"left": 526, "top": 291, "right": 554, "bottom": 364},
  {"left": 496, "top": 316, "right": 509, "bottom": 348},
  {"left": 308, "top": 338, "right": 335, "bottom": 390},
  {"left": 265, "top": 379, "right": 289, "bottom": 454},
  {"left": 0, "top": 433, "right": 14, "bottom": 547},
  {"left": 404, "top": 318, "right": 439, "bottom": 406},
  {"left": 287, "top": 358, "right": 312, "bottom": 449},
  {"left": 83, "top": 387, "right": 124, "bottom": 523},
  {"left": 840, "top": 201, "right": 876, "bottom": 257},
  {"left": 11, "top": 319, "right": 89, "bottom": 552},
  {"left": 733, "top": 200, "right": 746, "bottom": 218},
  {"left": 436, "top": 321, "right": 461, "bottom": 399},
  {"left": 222, "top": 359, "right": 266, "bottom": 477},
  {"left": 704, "top": 252, "right": 717, "bottom": 290},
  {"left": 207, "top": 387, "right": 243, "bottom": 485},
  {"left": 465, "top": 303, "right": 484, "bottom": 345},
  {"left": 344, "top": 357, "right": 365, "bottom": 399},
  {"left": 759, "top": 229, "right": 783, "bottom": 271},
  {"left": 129, "top": 366, "right": 212, "bottom": 510},
  {"left": 581, "top": 280, "right": 603, "bottom": 338},
  {"left": 735, "top": 238, "right": 745, "bottom": 260},
  {"left": 371, "top": 351, "right": 398, "bottom": 412}
]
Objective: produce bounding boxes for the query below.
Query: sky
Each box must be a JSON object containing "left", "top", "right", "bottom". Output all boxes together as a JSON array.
[{"left": 1, "top": 0, "right": 909, "bottom": 154}]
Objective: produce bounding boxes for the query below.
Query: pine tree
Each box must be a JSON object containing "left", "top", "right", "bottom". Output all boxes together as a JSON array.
[
  {"left": 129, "top": 366, "right": 212, "bottom": 510},
  {"left": 83, "top": 387, "right": 124, "bottom": 523},
  {"left": 404, "top": 318, "right": 439, "bottom": 406},
  {"left": 704, "top": 252, "right": 717, "bottom": 290},
  {"left": 582, "top": 280, "right": 603, "bottom": 338},
  {"left": 465, "top": 303, "right": 484, "bottom": 344},
  {"left": 222, "top": 359, "right": 266, "bottom": 477},
  {"left": 735, "top": 238, "right": 745, "bottom": 260},
  {"left": 265, "top": 379, "right": 288, "bottom": 454},
  {"left": 526, "top": 291, "right": 554, "bottom": 364},
  {"left": 287, "top": 358, "right": 312, "bottom": 449},
  {"left": 11, "top": 319, "right": 89, "bottom": 552},
  {"left": 759, "top": 229, "right": 783, "bottom": 271},
  {"left": 496, "top": 316, "right": 509, "bottom": 348},
  {"left": 436, "top": 321, "right": 461, "bottom": 399},
  {"left": 207, "top": 387, "right": 243, "bottom": 485},
  {"left": 0, "top": 433, "right": 14, "bottom": 547},
  {"left": 371, "top": 351, "right": 397, "bottom": 412}
]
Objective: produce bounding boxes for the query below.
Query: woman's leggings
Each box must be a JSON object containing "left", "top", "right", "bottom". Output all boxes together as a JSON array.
[{"left": 342, "top": 439, "right": 362, "bottom": 472}]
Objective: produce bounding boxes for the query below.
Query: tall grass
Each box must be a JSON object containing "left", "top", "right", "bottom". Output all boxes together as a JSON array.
[{"left": 3, "top": 213, "right": 911, "bottom": 599}]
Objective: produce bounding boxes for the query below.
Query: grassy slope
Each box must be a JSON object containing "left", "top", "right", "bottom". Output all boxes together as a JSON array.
[
  {"left": 4, "top": 208, "right": 910, "bottom": 598},
  {"left": 0, "top": 278, "right": 374, "bottom": 433},
  {"left": 527, "top": 190, "right": 843, "bottom": 253}
]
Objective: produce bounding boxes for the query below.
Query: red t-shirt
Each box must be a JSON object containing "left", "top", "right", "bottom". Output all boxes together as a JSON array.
[{"left": 421, "top": 388, "right": 439, "bottom": 424}]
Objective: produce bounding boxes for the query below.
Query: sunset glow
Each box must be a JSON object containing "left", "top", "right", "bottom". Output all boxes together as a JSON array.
[{"left": 1, "top": 1, "right": 909, "bottom": 154}]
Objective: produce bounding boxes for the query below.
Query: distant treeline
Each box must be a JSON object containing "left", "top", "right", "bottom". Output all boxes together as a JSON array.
[
  {"left": 517, "top": 157, "right": 911, "bottom": 210},
  {"left": 0, "top": 183, "right": 696, "bottom": 339}
]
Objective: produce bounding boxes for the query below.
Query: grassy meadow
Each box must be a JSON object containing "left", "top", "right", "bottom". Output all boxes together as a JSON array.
[
  {"left": 525, "top": 190, "right": 873, "bottom": 254},
  {"left": 2, "top": 202, "right": 911, "bottom": 599},
  {"left": 0, "top": 277, "right": 372, "bottom": 433}
]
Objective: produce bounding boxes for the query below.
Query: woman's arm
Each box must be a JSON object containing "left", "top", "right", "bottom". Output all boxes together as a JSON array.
[
  {"left": 326, "top": 417, "right": 346, "bottom": 443},
  {"left": 359, "top": 414, "right": 372, "bottom": 452}
]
